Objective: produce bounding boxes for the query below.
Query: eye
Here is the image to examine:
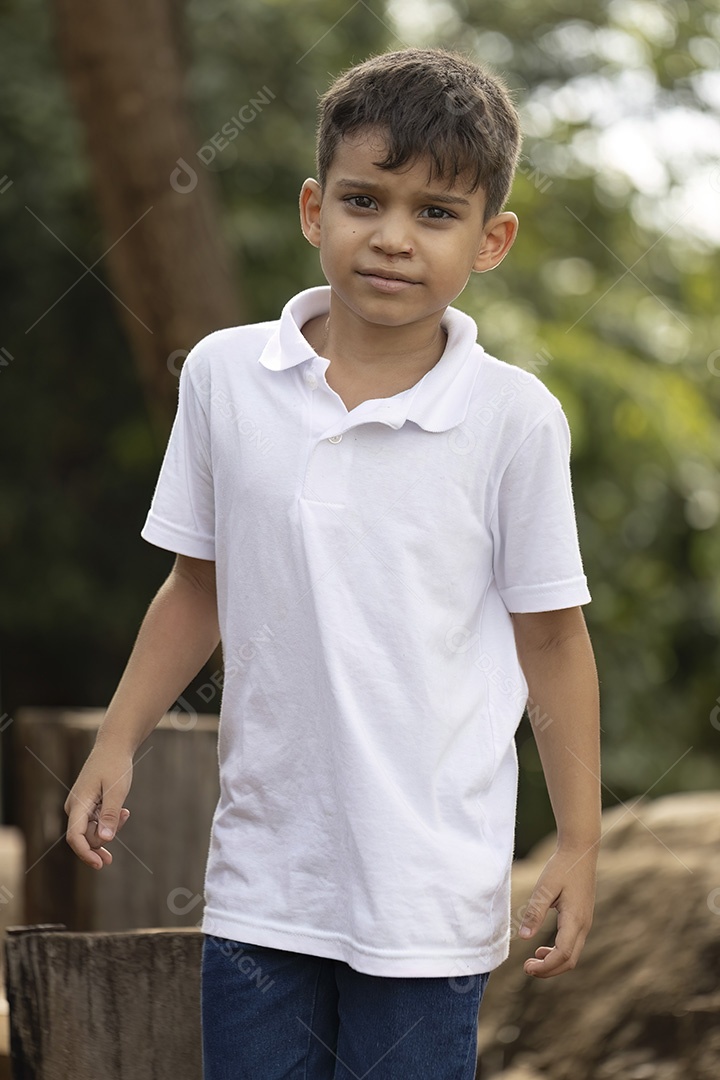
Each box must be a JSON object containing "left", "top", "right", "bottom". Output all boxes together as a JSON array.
[
  {"left": 421, "top": 206, "right": 454, "bottom": 220},
  {"left": 344, "top": 195, "right": 377, "bottom": 210}
]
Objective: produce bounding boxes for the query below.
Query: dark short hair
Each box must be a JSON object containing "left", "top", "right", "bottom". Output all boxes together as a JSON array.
[{"left": 316, "top": 47, "right": 522, "bottom": 220}]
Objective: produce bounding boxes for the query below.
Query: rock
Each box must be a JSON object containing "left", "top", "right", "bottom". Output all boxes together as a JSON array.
[{"left": 477, "top": 792, "right": 720, "bottom": 1080}]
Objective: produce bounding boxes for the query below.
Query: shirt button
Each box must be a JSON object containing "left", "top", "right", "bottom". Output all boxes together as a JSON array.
[
  {"left": 304, "top": 372, "right": 317, "bottom": 389},
  {"left": 327, "top": 434, "right": 343, "bottom": 443}
]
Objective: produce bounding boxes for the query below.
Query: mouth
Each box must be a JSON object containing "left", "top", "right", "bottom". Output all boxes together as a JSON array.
[{"left": 358, "top": 269, "right": 419, "bottom": 293}]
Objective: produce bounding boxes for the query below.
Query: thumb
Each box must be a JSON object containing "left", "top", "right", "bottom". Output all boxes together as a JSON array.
[
  {"left": 98, "top": 804, "right": 122, "bottom": 841},
  {"left": 519, "top": 882, "right": 554, "bottom": 939}
]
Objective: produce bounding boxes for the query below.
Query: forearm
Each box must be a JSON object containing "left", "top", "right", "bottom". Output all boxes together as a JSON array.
[
  {"left": 511, "top": 607, "right": 600, "bottom": 975},
  {"left": 95, "top": 563, "right": 220, "bottom": 757},
  {"left": 516, "top": 618, "right": 601, "bottom": 851}
]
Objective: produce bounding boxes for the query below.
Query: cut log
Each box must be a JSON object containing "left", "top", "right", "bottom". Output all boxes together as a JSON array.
[
  {"left": 15, "top": 708, "right": 219, "bottom": 932},
  {"left": 5, "top": 925, "right": 202, "bottom": 1080}
]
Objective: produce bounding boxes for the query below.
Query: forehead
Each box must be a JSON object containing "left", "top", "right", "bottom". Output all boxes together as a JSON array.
[{"left": 327, "top": 126, "right": 482, "bottom": 201}]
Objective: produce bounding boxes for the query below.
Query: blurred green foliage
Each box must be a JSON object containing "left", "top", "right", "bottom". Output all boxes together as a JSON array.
[{"left": 1, "top": 0, "right": 719, "bottom": 850}]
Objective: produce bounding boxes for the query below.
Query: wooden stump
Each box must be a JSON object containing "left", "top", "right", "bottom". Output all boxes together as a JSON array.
[
  {"left": 4, "top": 925, "right": 203, "bottom": 1080},
  {"left": 14, "top": 708, "right": 219, "bottom": 932}
]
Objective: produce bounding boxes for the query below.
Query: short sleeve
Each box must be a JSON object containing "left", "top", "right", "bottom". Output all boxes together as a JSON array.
[
  {"left": 491, "top": 404, "right": 590, "bottom": 613},
  {"left": 140, "top": 353, "right": 215, "bottom": 560}
]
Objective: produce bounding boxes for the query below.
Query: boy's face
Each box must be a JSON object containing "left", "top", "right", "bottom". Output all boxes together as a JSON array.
[{"left": 299, "top": 127, "right": 517, "bottom": 330}]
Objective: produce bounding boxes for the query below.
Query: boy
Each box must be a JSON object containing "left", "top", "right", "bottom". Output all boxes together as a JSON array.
[{"left": 65, "top": 47, "right": 600, "bottom": 1079}]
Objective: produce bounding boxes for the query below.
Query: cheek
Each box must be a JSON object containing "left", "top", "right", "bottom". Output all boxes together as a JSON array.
[{"left": 324, "top": 223, "right": 359, "bottom": 254}]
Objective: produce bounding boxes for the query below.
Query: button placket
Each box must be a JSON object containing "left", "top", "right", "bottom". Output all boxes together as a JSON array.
[{"left": 303, "top": 431, "right": 351, "bottom": 504}]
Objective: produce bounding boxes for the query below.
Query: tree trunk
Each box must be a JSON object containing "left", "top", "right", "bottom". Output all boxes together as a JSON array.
[{"left": 50, "top": 0, "right": 243, "bottom": 434}]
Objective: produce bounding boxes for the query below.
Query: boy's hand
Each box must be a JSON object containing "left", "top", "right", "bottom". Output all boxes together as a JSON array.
[
  {"left": 64, "top": 745, "right": 134, "bottom": 870},
  {"left": 518, "top": 845, "right": 598, "bottom": 978}
]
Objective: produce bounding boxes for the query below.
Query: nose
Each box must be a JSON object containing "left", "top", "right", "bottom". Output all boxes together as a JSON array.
[{"left": 369, "top": 212, "right": 414, "bottom": 257}]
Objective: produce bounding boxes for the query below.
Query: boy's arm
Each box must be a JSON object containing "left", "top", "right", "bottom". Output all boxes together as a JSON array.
[
  {"left": 64, "top": 554, "right": 220, "bottom": 869},
  {"left": 511, "top": 605, "right": 601, "bottom": 978}
]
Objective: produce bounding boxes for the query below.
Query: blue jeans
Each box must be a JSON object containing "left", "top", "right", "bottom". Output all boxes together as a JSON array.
[{"left": 201, "top": 934, "right": 489, "bottom": 1079}]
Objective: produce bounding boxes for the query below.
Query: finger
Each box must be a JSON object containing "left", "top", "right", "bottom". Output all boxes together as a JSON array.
[
  {"left": 101, "top": 807, "right": 130, "bottom": 836},
  {"left": 533, "top": 946, "right": 554, "bottom": 959},
  {"left": 95, "top": 769, "right": 132, "bottom": 835},
  {"left": 519, "top": 882, "right": 556, "bottom": 939},
  {"left": 525, "top": 921, "right": 584, "bottom": 979},
  {"left": 97, "top": 847, "right": 113, "bottom": 866},
  {"left": 88, "top": 806, "right": 130, "bottom": 837},
  {"left": 94, "top": 808, "right": 131, "bottom": 867},
  {"left": 524, "top": 946, "right": 578, "bottom": 978},
  {"left": 85, "top": 808, "right": 131, "bottom": 854},
  {"left": 97, "top": 802, "right": 123, "bottom": 841},
  {"left": 67, "top": 814, "right": 104, "bottom": 869},
  {"left": 76, "top": 807, "right": 131, "bottom": 871}
]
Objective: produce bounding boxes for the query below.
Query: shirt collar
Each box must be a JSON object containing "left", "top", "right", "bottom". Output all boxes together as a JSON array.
[{"left": 258, "top": 286, "right": 484, "bottom": 433}]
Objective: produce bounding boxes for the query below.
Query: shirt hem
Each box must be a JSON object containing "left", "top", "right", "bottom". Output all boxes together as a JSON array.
[{"left": 201, "top": 908, "right": 509, "bottom": 977}]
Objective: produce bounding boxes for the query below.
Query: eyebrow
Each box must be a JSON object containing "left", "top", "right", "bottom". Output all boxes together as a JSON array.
[{"left": 334, "top": 178, "right": 471, "bottom": 208}]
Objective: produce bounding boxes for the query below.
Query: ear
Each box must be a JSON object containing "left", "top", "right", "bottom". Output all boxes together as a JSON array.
[
  {"left": 299, "top": 179, "right": 323, "bottom": 248},
  {"left": 472, "top": 212, "right": 519, "bottom": 273}
]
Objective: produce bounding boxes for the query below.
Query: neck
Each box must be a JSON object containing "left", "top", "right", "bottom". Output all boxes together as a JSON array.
[{"left": 318, "top": 296, "right": 448, "bottom": 378}]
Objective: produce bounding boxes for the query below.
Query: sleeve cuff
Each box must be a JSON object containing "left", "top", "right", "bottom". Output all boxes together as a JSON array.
[
  {"left": 499, "top": 576, "right": 591, "bottom": 613},
  {"left": 141, "top": 512, "right": 216, "bottom": 561}
]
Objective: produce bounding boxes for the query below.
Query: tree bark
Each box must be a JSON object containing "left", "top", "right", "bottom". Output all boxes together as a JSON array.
[{"left": 51, "top": 0, "right": 243, "bottom": 434}]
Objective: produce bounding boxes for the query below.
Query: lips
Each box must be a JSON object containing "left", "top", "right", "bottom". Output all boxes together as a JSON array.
[
  {"left": 359, "top": 268, "right": 418, "bottom": 284},
  {"left": 358, "top": 269, "right": 419, "bottom": 293}
]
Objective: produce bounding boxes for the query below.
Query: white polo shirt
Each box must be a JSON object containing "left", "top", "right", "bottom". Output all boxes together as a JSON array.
[{"left": 141, "top": 285, "right": 591, "bottom": 977}]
